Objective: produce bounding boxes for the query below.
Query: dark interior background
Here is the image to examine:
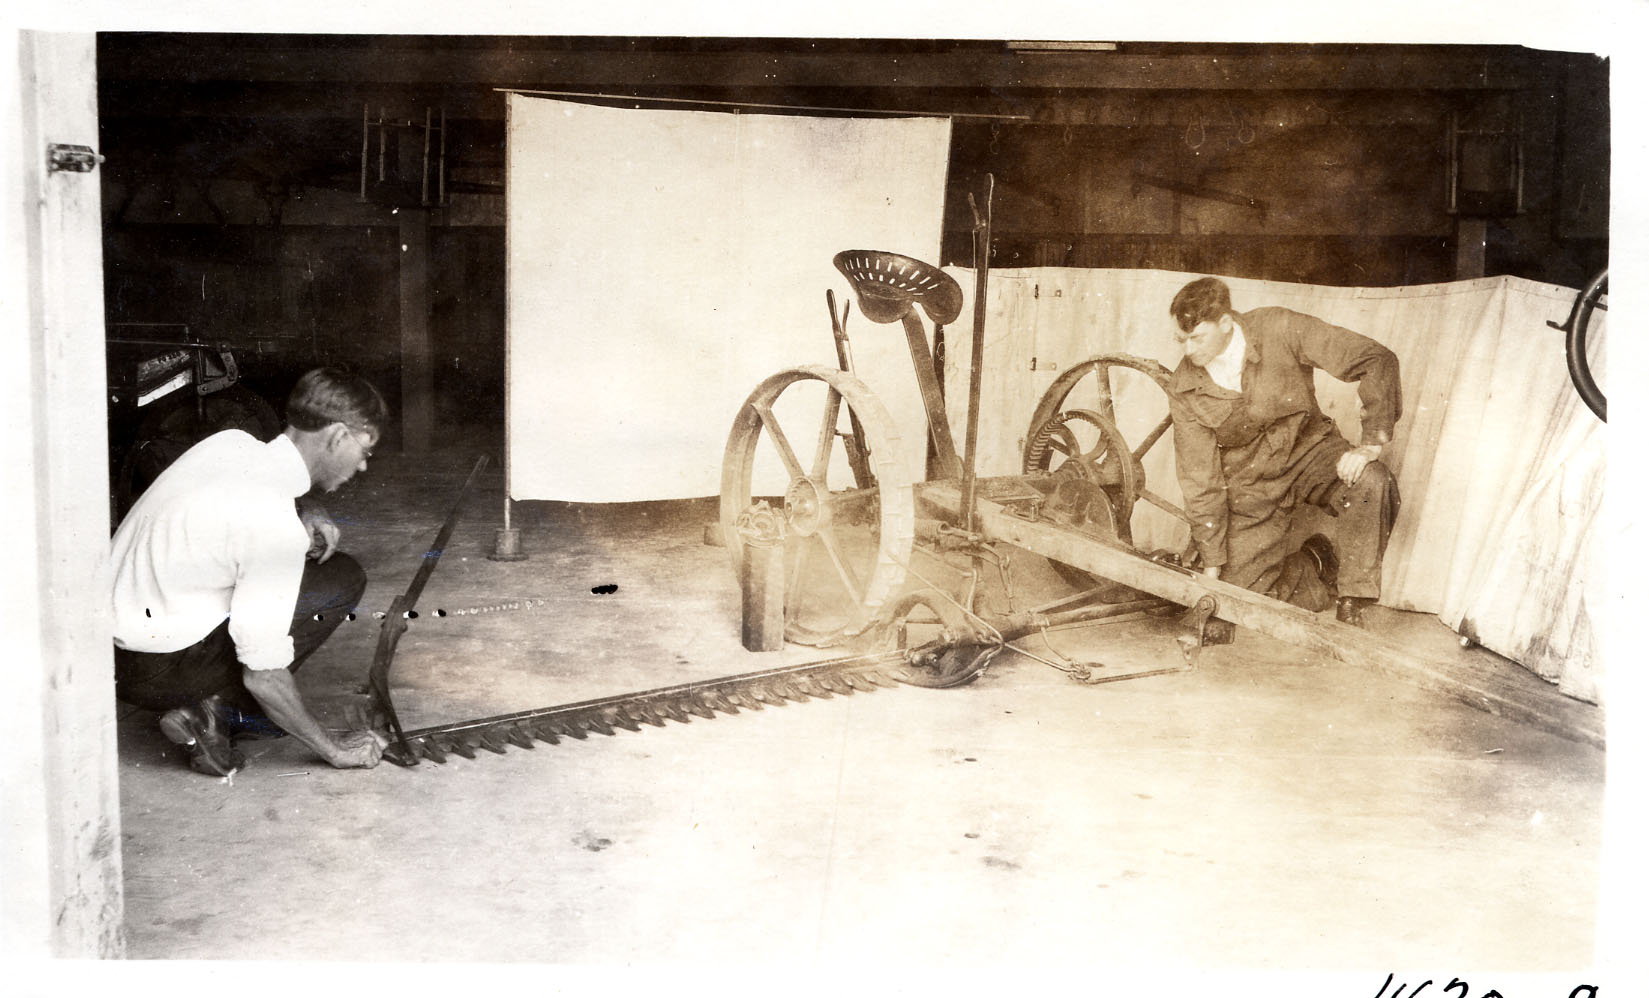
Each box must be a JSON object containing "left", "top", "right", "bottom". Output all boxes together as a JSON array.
[{"left": 95, "top": 35, "right": 1609, "bottom": 451}]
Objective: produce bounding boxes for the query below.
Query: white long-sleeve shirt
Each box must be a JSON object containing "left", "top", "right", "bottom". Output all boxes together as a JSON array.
[{"left": 110, "top": 430, "right": 313, "bottom": 670}]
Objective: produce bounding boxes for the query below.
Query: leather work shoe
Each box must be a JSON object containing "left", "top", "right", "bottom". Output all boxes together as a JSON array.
[
  {"left": 158, "top": 703, "right": 245, "bottom": 776},
  {"left": 1335, "top": 596, "right": 1374, "bottom": 628},
  {"left": 1299, "top": 534, "right": 1339, "bottom": 591}
]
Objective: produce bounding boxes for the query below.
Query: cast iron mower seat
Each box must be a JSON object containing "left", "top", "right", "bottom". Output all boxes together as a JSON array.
[{"left": 833, "top": 250, "right": 964, "bottom": 327}]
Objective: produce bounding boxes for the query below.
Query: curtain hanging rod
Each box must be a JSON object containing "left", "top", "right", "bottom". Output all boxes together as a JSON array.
[{"left": 495, "top": 88, "right": 1031, "bottom": 121}]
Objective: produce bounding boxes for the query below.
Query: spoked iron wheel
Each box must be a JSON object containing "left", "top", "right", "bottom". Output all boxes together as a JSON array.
[
  {"left": 720, "top": 365, "right": 916, "bottom": 647},
  {"left": 1022, "top": 353, "right": 1189, "bottom": 588}
]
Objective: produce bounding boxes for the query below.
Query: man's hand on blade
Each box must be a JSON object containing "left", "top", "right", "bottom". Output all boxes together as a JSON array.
[
  {"left": 327, "top": 728, "right": 385, "bottom": 769},
  {"left": 1337, "top": 443, "right": 1383, "bottom": 486}
]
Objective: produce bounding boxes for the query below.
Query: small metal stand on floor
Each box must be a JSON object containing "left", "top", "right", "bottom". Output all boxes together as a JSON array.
[{"left": 490, "top": 488, "right": 527, "bottom": 562}]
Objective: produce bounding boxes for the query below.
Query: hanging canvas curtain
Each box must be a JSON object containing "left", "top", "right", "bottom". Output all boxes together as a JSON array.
[{"left": 505, "top": 94, "right": 951, "bottom": 503}]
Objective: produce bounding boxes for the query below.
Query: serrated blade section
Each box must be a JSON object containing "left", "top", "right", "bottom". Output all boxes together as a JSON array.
[{"left": 384, "top": 649, "right": 910, "bottom": 766}]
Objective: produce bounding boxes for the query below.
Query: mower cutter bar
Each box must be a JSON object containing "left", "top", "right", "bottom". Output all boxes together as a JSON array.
[{"left": 382, "top": 649, "right": 911, "bottom": 767}]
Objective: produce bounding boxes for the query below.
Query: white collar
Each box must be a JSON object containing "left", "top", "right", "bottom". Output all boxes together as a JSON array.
[
  {"left": 1205, "top": 320, "right": 1247, "bottom": 392},
  {"left": 266, "top": 432, "right": 315, "bottom": 497}
]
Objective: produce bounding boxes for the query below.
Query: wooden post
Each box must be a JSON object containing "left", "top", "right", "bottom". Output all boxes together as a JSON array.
[
  {"left": 1455, "top": 217, "right": 1488, "bottom": 279},
  {"left": 4, "top": 31, "right": 127, "bottom": 957},
  {"left": 399, "top": 208, "right": 433, "bottom": 452}
]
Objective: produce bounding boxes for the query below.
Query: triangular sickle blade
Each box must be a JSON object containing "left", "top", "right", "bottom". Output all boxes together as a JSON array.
[
  {"left": 816, "top": 675, "right": 854, "bottom": 696},
  {"left": 654, "top": 701, "right": 692, "bottom": 723},
  {"left": 750, "top": 687, "right": 787, "bottom": 706},
  {"left": 774, "top": 682, "right": 812, "bottom": 703},
  {"left": 630, "top": 705, "right": 668, "bottom": 727},
  {"left": 795, "top": 678, "right": 833, "bottom": 699}
]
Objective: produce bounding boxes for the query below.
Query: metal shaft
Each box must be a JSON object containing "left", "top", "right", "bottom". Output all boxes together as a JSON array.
[{"left": 961, "top": 175, "right": 994, "bottom": 534}]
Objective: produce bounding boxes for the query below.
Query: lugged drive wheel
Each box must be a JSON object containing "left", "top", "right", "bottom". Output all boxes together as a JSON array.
[{"left": 720, "top": 365, "right": 916, "bottom": 647}]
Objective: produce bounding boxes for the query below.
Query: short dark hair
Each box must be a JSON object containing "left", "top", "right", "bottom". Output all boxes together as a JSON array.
[
  {"left": 1169, "top": 277, "right": 1234, "bottom": 332},
  {"left": 285, "top": 368, "right": 389, "bottom": 434}
]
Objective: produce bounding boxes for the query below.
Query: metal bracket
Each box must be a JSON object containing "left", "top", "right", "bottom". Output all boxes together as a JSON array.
[
  {"left": 48, "top": 143, "right": 102, "bottom": 173},
  {"left": 195, "top": 349, "right": 240, "bottom": 395},
  {"left": 1174, "top": 593, "right": 1234, "bottom": 667}
]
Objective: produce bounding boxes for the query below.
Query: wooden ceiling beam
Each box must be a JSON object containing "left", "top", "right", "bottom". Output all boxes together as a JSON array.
[{"left": 98, "top": 40, "right": 1550, "bottom": 93}]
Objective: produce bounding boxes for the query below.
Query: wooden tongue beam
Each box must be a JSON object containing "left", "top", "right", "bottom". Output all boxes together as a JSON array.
[{"left": 918, "top": 482, "right": 1603, "bottom": 748}]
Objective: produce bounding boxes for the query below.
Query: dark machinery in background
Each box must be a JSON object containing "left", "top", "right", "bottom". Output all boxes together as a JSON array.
[{"left": 106, "top": 324, "right": 281, "bottom": 520}]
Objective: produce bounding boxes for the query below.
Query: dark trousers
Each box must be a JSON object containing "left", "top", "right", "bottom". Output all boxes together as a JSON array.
[
  {"left": 1233, "top": 461, "right": 1401, "bottom": 610},
  {"left": 114, "top": 553, "right": 367, "bottom": 713},
  {"left": 1311, "top": 462, "right": 1401, "bottom": 600}
]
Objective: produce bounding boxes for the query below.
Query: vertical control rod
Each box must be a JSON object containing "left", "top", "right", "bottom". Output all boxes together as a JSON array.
[{"left": 961, "top": 174, "right": 994, "bottom": 534}]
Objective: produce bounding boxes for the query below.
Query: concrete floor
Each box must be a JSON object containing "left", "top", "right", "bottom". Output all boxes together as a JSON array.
[{"left": 115, "top": 448, "right": 1604, "bottom": 970}]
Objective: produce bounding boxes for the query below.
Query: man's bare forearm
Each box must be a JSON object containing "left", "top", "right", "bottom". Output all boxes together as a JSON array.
[{"left": 242, "top": 667, "right": 347, "bottom": 764}]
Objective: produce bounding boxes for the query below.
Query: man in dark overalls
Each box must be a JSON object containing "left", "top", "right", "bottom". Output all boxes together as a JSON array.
[{"left": 1166, "top": 277, "right": 1402, "bottom": 626}]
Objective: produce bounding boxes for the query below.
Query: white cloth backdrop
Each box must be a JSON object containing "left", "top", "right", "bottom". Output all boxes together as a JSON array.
[
  {"left": 505, "top": 94, "right": 951, "bottom": 501},
  {"left": 939, "top": 268, "right": 1606, "bottom": 703}
]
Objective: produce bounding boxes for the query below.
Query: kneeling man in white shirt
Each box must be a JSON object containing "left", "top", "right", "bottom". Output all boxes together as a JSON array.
[{"left": 111, "top": 367, "right": 390, "bottom": 776}]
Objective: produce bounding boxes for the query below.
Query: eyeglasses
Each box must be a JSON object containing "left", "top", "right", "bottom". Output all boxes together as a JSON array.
[{"left": 345, "top": 425, "right": 375, "bottom": 461}]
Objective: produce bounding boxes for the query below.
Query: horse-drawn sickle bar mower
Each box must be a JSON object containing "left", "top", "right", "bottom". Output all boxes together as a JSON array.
[{"left": 366, "top": 188, "right": 1600, "bottom": 766}]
